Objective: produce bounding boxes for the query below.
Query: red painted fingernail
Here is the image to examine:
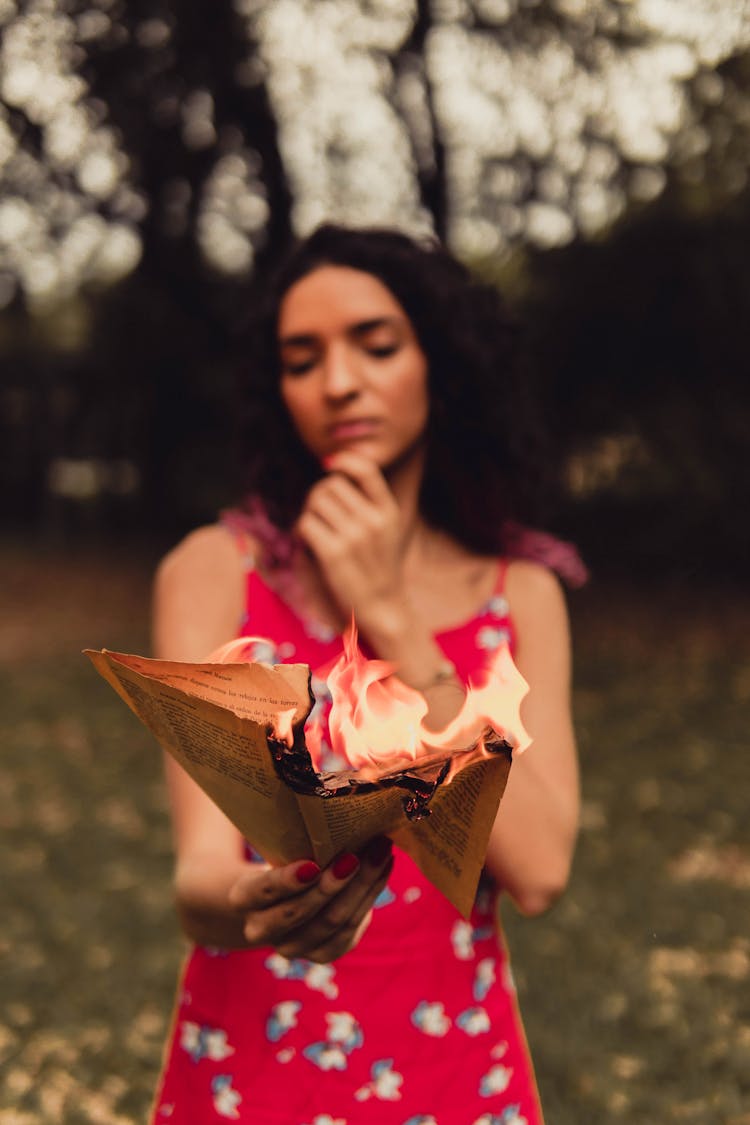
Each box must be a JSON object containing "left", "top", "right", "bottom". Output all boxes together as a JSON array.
[
  {"left": 295, "top": 861, "right": 321, "bottom": 885},
  {"left": 365, "top": 836, "right": 392, "bottom": 866},
  {"left": 332, "top": 853, "right": 359, "bottom": 880}
]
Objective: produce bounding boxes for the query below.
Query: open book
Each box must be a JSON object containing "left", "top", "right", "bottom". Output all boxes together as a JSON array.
[{"left": 86, "top": 649, "right": 515, "bottom": 917}]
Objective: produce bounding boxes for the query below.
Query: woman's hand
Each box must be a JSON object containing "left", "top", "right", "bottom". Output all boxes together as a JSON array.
[
  {"left": 296, "top": 450, "right": 407, "bottom": 630},
  {"left": 229, "top": 837, "right": 393, "bottom": 963},
  {"left": 295, "top": 449, "right": 467, "bottom": 725}
]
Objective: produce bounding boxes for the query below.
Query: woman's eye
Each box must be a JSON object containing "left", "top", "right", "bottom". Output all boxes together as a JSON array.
[
  {"left": 366, "top": 343, "right": 398, "bottom": 359},
  {"left": 281, "top": 357, "right": 316, "bottom": 376}
]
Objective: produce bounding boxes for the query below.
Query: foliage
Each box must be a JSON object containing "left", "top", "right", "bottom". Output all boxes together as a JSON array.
[
  {"left": 1, "top": 1, "right": 750, "bottom": 568},
  {"left": 2, "top": 546, "right": 749, "bottom": 1123}
]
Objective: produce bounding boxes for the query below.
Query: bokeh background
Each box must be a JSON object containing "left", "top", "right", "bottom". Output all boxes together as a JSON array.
[{"left": 2, "top": 2, "right": 749, "bottom": 1122}]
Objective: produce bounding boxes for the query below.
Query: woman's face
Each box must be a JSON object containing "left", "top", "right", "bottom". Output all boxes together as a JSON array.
[{"left": 277, "top": 265, "right": 429, "bottom": 471}]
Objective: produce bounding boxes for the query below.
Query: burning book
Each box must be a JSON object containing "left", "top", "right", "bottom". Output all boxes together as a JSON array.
[{"left": 85, "top": 626, "right": 530, "bottom": 917}]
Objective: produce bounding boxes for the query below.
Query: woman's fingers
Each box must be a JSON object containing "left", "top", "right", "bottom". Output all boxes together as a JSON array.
[
  {"left": 283, "top": 858, "right": 393, "bottom": 963},
  {"left": 230, "top": 853, "right": 364, "bottom": 948},
  {"left": 307, "top": 473, "right": 367, "bottom": 522},
  {"left": 275, "top": 840, "right": 394, "bottom": 962},
  {"left": 324, "top": 450, "right": 394, "bottom": 508},
  {"left": 301, "top": 489, "right": 358, "bottom": 538},
  {"left": 302, "top": 471, "right": 393, "bottom": 541},
  {"left": 228, "top": 859, "right": 321, "bottom": 912},
  {"left": 297, "top": 460, "right": 399, "bottom": 571},
  {"left": 229, "top": 839, "right": 394, "bottom": 960}
]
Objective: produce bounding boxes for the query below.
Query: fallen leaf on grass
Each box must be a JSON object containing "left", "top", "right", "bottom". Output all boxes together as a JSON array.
[{"left": 669, "top": 843, "right": 750, "bottom": 888}]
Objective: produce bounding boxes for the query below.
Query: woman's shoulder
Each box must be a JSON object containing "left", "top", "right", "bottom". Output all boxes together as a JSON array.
[
  {"left": 157, "top": 523, "right": 256, "bottom": 583},
  {"left": 505, "top": 557, "right": 569, "bottom": 628},
  {"left": 153, "top": 525, "right": 258, "bottom": 660},
  {"left": 505, "top": 556, "right": 563, "bottom": 594}
]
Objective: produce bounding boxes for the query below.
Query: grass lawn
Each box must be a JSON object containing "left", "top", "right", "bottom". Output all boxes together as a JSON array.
[{"left": 1, "top": 540, "right": 748, "bottom": 1124}]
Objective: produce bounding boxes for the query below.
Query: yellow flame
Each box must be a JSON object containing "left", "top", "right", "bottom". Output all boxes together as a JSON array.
[
  {"left": 327, "top": 621, "right": 530, "bottom": 771},
  {"left": 207, "top": 623, "right": 531, "bottom": 774}
]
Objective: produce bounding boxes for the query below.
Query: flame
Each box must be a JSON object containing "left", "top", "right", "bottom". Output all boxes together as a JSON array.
[
  {"left": 327, "top": 620, "right": 430, "bottom": 770},
  {"left": 327, "top": 620, "right": 531, "bottom": 773},
  {"left": 273, "top": 707, "right": 297, "bottom": 748},
  {"left": 207, "top": 636, "right": 271, "bottom": 665},
  {"left": 206, "top": 624, "right": 531, "bottom": 777},
  {"left": 206, "top": 636, "right": 295, "bottom": 746},
  {"left": 421, "top": 643, "right": 531, "bottom": 756}
]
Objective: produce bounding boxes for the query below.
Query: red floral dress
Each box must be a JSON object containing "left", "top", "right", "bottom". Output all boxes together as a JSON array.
[{"left": 151, "top": 562, "right": 544, "bottom": 1125}]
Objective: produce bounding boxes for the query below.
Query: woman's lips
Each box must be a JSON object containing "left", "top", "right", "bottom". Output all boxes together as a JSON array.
[{"left": 328, "top": 419, "right": 380, "bottom": 441}]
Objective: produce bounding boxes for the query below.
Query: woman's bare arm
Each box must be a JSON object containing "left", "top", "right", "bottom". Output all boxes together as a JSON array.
[
  {"left": 153, "top": 524, "right": 392, "bottom": 957},
  {"left": 484, "top": 561, "right": 580, "bottom": 916},
  {"left": 153, "top": 524, "right": 255, "bottom": 945}
]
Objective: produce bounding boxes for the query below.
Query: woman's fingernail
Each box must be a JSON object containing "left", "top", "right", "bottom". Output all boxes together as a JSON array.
[
  {"left": 365, "top": 836, "right": 392, "bottom": 866},
  {"left": 332, "top": 853, "right": 359, "bottom": 880},
  {"left": 296, "top": 861, "right": 321, "bottom": 885}
]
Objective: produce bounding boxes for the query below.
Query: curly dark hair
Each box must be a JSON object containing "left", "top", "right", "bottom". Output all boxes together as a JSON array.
[{"left": 239, "top": 224, "right": 549, "bottom": 557}]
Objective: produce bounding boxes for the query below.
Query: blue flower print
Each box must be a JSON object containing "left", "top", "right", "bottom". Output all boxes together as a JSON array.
[
  {"left": 484, "top": 594, "right": 510, "bottom": 618},
  {"left": 303, "top": 1011, "right": 363, "bottom": 1071},
  {"left": 478, "top": 1064, "right": 513, "bottom": 1097},
  {"left": 210, "top": 1074, "right": 242, "bottom": 1119},
  {"left": 179, "top": 1021, "right": 234, "bottom": 1063},
  {"left": 266, "top": 1000, "right": 301, "bottom": 1042},
  {"left": 472, "top": 1110, "right": 527, "bottom": 1125},
  {"left": 411, "top": 1001, "right": 451, "bottom": 1037},
  {"left": 374, "top": 885, "right": 397, "bottom": 909},
  {"left": 303, "top": 1041, "right": 348, "bottom": 1071},
  {"left": 325, "top": 1011, "right": 364, "bottom": 1053},
  {"left": 355, "top": 1059, "right": 404, "bottom": 1102},
  {"left": 300, "top": 1116, "right": 347, "bottom": 1125},
  {"left": 473, "top": 957, "right": 497, "bottom": 1002},
  {"left": 451, "top": 920, "right": 494, "bottom": 961},
  {"left": 264, "top": 953, "right": 339, "bottom": 998},
  {"left": 499, "top": 1109, "right": 528, "bottom": 1125},
  {"left": 244, "top": 637, "right": 296, "bottom": 664},
  {"left": 308, "top": 619, "right": 337, "bottom": 643},
  {"left": 456, "top": 1007, "right": 491, "bottom": 1036},
  {"left": 477, "top": 625, "right": 511, "bottom": 652}
]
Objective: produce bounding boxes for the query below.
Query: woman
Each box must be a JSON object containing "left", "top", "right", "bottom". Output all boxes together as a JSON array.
[{"left": 151, "top": 225, "right": 580, "bottom": 1124}]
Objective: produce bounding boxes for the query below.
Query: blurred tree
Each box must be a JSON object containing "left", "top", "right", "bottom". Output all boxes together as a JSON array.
[
  {"left": 514, "top": 190, "right": 750, "bottom": 577},
  {"left": 0, "top": 0, "right": 749, "bottom": 566}
]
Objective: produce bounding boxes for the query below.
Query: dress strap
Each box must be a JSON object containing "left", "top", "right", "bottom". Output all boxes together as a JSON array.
[
  {"left": 218, "top": 513, "right": 256, "bottom": 572},
  {"left": 493, "top": 558, "right": 509, "bottom": 596}
]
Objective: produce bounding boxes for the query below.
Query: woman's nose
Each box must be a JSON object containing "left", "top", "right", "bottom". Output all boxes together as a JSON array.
[{"left": 321, "top": 345, "right": 360, "bottom": 399}]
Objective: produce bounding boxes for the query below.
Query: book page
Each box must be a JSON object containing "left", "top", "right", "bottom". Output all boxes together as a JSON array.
[
  {"left": 393, "top": 752, "right": 512, "bottom": 917},
  {"left": 87, "top": 650, "right": 515, "bottom": 915},
  {"left": 100, "top": 651, "right": 311, "bottom": 724},
  {"left": 295, "top": 783, "right": 428, "bottom": 868},
  {"left": 86, "top": 650, "right": 313, "bottom": 864}
]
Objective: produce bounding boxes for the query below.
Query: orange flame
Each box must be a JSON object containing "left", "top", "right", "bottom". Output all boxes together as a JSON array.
[
  {"left": 327, "top": 620, "right": 530, "bottom": 772},
  {"left": 207, "top": 624, "right": 531, "bottom": 775},
  {"left": 327, "top": 621, "right": 430, "bottom": 770},
  {"left": 207, "top": 636, "right": 271, "bottom": 665},
  {"left": 206, "top": 636, "right": 295, "bottom": 746}
]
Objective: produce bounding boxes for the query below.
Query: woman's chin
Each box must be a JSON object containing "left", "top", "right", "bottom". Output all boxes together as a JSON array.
[
  {"left": 326, "top": 437, "right": 386, "bottom": 462},
  {"left": 321, "top": 436, "right": 425, "bottom": 479}
]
